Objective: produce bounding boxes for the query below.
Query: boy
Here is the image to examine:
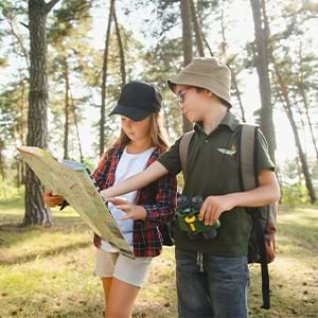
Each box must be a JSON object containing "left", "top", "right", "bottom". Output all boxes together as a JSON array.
[{"left": 101, "top": 58, "right": 280, "bottom": 318}]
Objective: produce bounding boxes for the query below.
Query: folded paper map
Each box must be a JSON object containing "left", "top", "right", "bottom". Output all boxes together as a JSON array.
[{"left": 18, "top": 146, "right": 133, "bottom": 259}]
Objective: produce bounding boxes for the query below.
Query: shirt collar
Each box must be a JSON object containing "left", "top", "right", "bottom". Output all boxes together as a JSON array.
[{"left": 194, "top": 111, "right": 240, "bottom": 134}]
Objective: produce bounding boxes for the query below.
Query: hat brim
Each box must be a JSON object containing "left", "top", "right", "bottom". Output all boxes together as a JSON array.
[{"left": 109, "top": 104, "right": 154, "bottom": 121}]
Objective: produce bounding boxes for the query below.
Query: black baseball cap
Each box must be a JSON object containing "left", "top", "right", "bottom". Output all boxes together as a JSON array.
[{"left": 110, "top": 81, "right": 162, "bottom": 121}]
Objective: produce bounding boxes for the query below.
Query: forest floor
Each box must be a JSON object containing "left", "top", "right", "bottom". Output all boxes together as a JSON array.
[{"left": 0, "top": 197, "right": 317, "bottom": 317}]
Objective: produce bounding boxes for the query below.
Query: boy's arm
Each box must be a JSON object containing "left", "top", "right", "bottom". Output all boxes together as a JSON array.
[
  {"left": 227, "top": 169, "right": 280, "bottom": 207},
  {"left": 100, "top": 161, "right": 169, "bottom": 200},
  {"left": 199, "top": 169, "right": 280, "bottom": 225}
]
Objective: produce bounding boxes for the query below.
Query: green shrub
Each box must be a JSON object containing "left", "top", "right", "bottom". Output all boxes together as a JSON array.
[{"left": 0, "top": 178, "right": 24, "bottom": 200}]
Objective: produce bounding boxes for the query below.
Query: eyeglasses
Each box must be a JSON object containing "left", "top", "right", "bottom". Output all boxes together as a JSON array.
[{"left": 177, "top": 88, "right": 192, "bottom": 104}]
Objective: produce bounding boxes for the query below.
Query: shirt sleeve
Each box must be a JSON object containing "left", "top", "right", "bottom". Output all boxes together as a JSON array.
[
  {"left": 142, "top": 173, "right": 178, "bottom": 228},
  {"left": 91, "top": 148, "right": 114, "bottom": 189},
  {"left": 255, "top": 129, "right": 275, "bottom": 174},
  {"left": 157, "top": 138, "right": 182, "bottom": 176}
]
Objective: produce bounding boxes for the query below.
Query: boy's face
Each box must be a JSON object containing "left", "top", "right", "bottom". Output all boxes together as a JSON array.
[{"left": 175, "top": 85, "right": 212, "bottom": 123}]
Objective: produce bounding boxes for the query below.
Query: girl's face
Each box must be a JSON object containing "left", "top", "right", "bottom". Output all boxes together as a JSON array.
[
  {"left": 121, "top": 115, "right": 152, "bottom": 142},
  {"left": 175, "top": 85, "right": 212, "bottom": 123}
]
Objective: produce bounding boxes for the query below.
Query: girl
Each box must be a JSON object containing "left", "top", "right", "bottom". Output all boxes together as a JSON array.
[{"left": 45, "top": 81, "right": 177, "bottom": 318}]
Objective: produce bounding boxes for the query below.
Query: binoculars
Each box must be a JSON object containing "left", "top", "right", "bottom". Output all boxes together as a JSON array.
[{"left": 177, "top": 195, "right": 221, "bottom": 240}]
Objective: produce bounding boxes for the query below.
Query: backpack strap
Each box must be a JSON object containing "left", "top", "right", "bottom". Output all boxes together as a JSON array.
[
  {"left": 240, "top": 124, "right": 258, "bottom": 190},
  {"left": 240, "top": 123, "right": 270, "bottom": 310},
  {"left": 179, "top": 130, "right": 194, "bottom": 180}
]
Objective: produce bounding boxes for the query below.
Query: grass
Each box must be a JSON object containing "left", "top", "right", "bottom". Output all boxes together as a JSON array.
[{"left": 0, "top": 199, "right": 317, "bottom": 318}]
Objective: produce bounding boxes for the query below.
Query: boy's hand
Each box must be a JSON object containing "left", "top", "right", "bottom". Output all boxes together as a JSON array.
[
  {"left": 43, "top": 191, "right": 64, "bottom": 207},
  {"left": 199, "top": 195, "right": 233, "bottom": 225},
  {"left": 108, "top": 197, "right": 147, "bottom": 221}
]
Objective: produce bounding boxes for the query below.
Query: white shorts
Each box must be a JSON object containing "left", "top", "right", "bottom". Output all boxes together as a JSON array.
[{"left": 94, "top": 248, "right": 152, "bottom": 287}]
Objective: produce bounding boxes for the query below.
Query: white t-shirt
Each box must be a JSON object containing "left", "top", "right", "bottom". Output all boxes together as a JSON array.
[{"left": 101, "top": 146, "right": 155, "bottom": 252}]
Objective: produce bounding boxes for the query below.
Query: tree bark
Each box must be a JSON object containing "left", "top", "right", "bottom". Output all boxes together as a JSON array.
[
  {"left": 250, "top": 0, "right": 276, "bottom": 161},
  {"left": 24, "top": 0, "right": 59, "bottom": 227},
  {"left": 100, "top": 0, "right": 115, "bottom": 157},
  {"left": 180, "top": 0, "right": 193, "bottom": 133}
]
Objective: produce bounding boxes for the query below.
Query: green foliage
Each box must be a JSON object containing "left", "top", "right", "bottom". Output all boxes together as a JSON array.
[
  {"left": 281, "top": 184, "right": 311, "bottom": 207},
  {"left": 49, "top": 0, "right": 92, "bottom": 43},
  {"left": 0, "top": 178, "right": 23, "bottom": 200}
]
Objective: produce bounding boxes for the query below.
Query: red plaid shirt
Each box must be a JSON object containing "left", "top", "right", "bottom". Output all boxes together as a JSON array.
[{"left": 92, "top": 145, "right": 177, "bottom": 257}]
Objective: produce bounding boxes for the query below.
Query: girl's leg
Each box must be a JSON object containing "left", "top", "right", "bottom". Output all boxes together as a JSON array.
[
  {"left": 105, "top": 255, "right": 151, "bottom": 318},
  {"left": 95, "top": 249, "right": 118, "bottom": 317},
  {"left": 101, "top": 277, "right": 113, "bottom": 318},
  {"left": 106, "top": 278, "right": 140, "bottom": 318}
]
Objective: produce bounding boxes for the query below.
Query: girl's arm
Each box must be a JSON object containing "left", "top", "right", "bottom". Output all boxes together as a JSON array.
[
  {"left": 141, "top": 172, "right": 177, "bottom": 227},
  {"left": 109, "top": 172, "right": 177, "bottom": 227},
  {"left": 100, "top": 161, "right": 169, "bottom": 200}
]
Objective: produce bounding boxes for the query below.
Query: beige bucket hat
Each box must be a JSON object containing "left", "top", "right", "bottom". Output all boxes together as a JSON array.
[{"left": 168, "top": 57, "right": 232, "bottom": 107}]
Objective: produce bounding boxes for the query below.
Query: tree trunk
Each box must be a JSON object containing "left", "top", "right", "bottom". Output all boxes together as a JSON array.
[
  {"left": 180, "top": 0, "right": 193, "bottom": 133},
  {"left": 232, "top": 72, "right": 246, "bottom": 122},
  {"left": 24, "top": 0, "right": 59, "bottom": 227},
  {"left": 219, "top": 9, "right": 246, "bottom": 121},
  {"left": 297, "top": 45, "right": 318, "bottom": 161},
  {"left": 113, "top": 4, "right": 126, "bottom": 87},
  {"left": 189, "top": 0, "right": 204, "bottom": 57},
  {"left": 63, "top": 57, "right": 70, "bottom": 160},
  {"left": 70, "top": 92, "right": 84, "bottom": 163},
  {"left": 250, "top": 0, "right": 276, "bottom": 161},
  {"left": 273, "top": 60, "right": 316, "bottom": 204},
  {"left": 17, "top": 75, "right": 26, "bottom": 187},
  {"left": 0, "top": 140, "right": 5, "bottom": 179},
  {"left": 100, "top": 0, "right": 115, "bottom": 157}
]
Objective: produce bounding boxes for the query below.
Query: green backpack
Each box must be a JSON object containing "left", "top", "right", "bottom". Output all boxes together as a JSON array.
[{"left": 179, "top": 123, "right": 277, "bottom": 310}]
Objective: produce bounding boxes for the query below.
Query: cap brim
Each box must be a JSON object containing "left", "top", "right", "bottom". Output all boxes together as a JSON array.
[{"left": 109, "top": 104, "right": 152, "bottom": 121}]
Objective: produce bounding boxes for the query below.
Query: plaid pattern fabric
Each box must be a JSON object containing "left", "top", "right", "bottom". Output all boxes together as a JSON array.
[{"left": 92, "top": 145, "right": 177, "bottom": 257}]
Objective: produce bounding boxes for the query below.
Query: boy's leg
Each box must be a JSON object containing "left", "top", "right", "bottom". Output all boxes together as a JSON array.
[
  {"left": 175, "top": 248, "right": 213, "bottom": 318},
  {"left": 205, "top": 255, "right": 249, "bottom": 318}
]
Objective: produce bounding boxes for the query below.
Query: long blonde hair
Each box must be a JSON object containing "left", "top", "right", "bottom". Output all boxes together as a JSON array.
[{"left": 113, "top": 113, "right": 169, "bottom": 151}]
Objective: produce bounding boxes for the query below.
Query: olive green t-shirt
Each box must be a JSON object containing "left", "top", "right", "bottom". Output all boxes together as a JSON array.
[{"left": 158, "top": 112, "right": 275, "bottom": 257}]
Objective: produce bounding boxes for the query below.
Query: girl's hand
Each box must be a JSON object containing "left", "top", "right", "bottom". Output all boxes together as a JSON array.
[
  {"left": 93, "top": 233, "right": 101, "bottom": 248},
  {"left": 43, "top": 191, "right": 64, "bottom": 207},
  {"left": 108, "top": 197, "right": 147, "bottom": 221},
  {"left": 100, "top": 189, "right": 111, "bottom": 201},
  {"left": 198, "top": 195, "right": 234, "bottom": 225}
]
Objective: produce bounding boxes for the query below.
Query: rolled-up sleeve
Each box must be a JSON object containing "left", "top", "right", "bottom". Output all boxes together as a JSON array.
[
  {"left": 256, "top": 129, "right": 275, "bottom": 174},
  {"left": 141, "top": 173, "right": 177, "bottom": 229}
]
